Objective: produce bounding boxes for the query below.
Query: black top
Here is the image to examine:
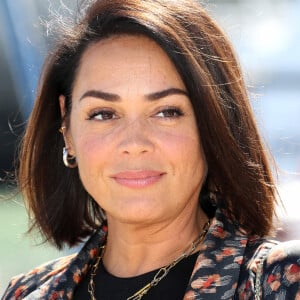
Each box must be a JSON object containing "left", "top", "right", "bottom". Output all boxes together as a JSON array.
[{"left": 74, "top": 251, "right": 199, "bottom": 300}]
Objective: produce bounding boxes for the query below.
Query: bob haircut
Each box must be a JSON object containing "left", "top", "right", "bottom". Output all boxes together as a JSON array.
[{"left": 19, "top": 0, "right": 276, "bottom": 248}]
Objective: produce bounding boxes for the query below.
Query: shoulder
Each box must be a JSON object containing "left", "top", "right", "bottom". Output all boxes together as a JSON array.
[
  {"left": 261, "top": 240, "right": 300, "bottom": 299},
  {"left": 2, "top": 253, "right": 76, "bottom": 300},
  {"left": 2, "top": 225, "right": 107, "bottom": 299},
  {"left": 238, "top": 238, "right": 300, "bottom": 299}
]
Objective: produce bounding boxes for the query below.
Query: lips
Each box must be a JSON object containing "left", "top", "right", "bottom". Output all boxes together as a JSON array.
[{"left": 110, "top": 170, "right": 165, "bottom": 188}]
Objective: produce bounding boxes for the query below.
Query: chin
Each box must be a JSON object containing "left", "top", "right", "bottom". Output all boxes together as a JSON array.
[{"left": 106, "top": 206, "right": 165, "bottom": 225}]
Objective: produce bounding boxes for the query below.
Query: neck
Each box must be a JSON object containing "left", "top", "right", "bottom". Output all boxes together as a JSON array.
[{"left": 102, "top": 208, "right": 209, "bottom": 277}]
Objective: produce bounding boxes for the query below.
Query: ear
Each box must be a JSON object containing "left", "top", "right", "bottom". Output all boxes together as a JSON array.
[
  {"left": 59, "top": 95, "right": 67, "bottom": 118},
  {"left": 58, "top": 95, "right": 75, "bottom": 156}
]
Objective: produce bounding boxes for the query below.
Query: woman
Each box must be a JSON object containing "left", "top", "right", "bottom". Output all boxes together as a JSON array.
[{"left": 3, "top": 0, "right": 300, "bottom": 299}]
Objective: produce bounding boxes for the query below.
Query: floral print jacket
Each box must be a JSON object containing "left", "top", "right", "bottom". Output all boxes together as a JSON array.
[{"left": 2, "top": 208, "right": 300, "bottom": 299}]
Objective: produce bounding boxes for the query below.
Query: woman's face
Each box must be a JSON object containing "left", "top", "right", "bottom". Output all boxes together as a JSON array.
[{"left": 61, "top": 35, "right": 207, "bottom": 225}]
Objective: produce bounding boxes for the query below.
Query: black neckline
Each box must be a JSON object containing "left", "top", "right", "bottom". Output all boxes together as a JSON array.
[
  {"left": 74, "top": 250, "right": 200, "bottom": 300},
  {"left": 99, "top": 250, "right": 200, "bottom": 281}
]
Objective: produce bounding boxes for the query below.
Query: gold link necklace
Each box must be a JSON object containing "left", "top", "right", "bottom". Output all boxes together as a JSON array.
[{"left": 88, "top": 219, "right": 211, "bottom": 300}]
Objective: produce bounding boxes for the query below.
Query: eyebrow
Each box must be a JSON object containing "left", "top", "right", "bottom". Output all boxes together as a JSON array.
[
  {"left": 146, "top": 88, "right": 188, "bottom": 100},
  {"left": 79, "top": 90, "right": 120, "bottom": 101},
  {"left": 79, "top": 88, "right": 189, "bottom": 102}
]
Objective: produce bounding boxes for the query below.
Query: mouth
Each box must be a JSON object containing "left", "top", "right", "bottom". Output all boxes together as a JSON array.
[{"left": 110, "top": 170, "right": 166, "bottom": 188}]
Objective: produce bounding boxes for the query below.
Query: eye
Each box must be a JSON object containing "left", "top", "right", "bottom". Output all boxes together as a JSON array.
[
  {"left": 155, "top": 107, "right": 184, "bottom": 118},
  {"left": 88, "top": 109, "right": 117, "bottom": 121}
]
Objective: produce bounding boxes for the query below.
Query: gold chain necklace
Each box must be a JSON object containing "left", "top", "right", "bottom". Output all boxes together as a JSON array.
[{"left": 88, "top": 219, "right": 210, "bottom": 300}]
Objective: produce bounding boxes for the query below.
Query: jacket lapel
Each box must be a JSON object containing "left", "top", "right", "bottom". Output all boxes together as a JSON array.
[
  {"left": 22, "top": 211, "right": 247, "bottom": 299},
  {"left": 24, "top": 225, "right": 107, "bottom": 300},
  {"left": 184, "top": 209, "right": 248, "bottom": 299}
]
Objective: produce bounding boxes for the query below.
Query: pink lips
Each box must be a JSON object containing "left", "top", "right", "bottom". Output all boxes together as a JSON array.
[{"left": 111, "top": 170, "right": 165, "bottom": 188}]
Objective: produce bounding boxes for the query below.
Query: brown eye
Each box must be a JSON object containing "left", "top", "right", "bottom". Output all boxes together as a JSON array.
[
  {"left": 156, "top": 108, "right": 184, "bottom": 118},
  {"left": 88, "top": 109, "right": 117, "bottom": 121}
]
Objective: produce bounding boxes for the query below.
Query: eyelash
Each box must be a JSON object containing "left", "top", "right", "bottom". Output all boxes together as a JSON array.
[
  {"left": 155, "top": 107, "right": 184, "bottom": 118},
  {"left": 87, "top": 107, "right": 184, "bottom": 121},
  {"left": 88, "top": 109, "right": 117, "bottom": 121}
]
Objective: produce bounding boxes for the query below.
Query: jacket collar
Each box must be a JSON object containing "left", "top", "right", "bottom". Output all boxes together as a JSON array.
[
  {"left": 24, "top": 210, "right": 248, "bottom": 299},
  {"left": 184, "top": 208, "right": 248, "bottom": 299},
  {"left": 23, "top": 225, "right": 107, "bottom": 299}
]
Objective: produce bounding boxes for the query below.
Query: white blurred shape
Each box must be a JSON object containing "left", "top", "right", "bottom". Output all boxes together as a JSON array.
[{"left": 250, "top": 18, "right": 290, "bottom": 55}]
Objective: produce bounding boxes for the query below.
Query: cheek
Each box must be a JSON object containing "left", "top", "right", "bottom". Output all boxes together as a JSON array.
[
  {"left": 72, "top": 133, "right": 115, "bottom": 198},
  {"left": 159, "top": 128, "right": 206, "bottom": 180},
  {"left": 72, "top": 132, "right": 112, "bottom": 173},
  {"left": 163, "top": 130, "right": 207, "bottom": 203}
]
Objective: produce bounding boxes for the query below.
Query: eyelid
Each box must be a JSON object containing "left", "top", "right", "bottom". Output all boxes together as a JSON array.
[
  {"left": 154, "top": 106, "right": 184, "bottom": 118},
  {"left": 86, "top": 105, "right": 185, "bottom": 121},
  {"left": 87, "top": 108, "right": 117, "bottom": 120}
]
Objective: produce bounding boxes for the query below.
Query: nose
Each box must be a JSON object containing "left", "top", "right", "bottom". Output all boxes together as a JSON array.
[{"left": 118, "top": 118, "right": 155, "bottom": 155}]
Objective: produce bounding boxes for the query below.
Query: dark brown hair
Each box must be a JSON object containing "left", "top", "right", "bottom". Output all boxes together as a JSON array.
[{"left": 19, "top": 0, "right": 277, "bottom": 248}]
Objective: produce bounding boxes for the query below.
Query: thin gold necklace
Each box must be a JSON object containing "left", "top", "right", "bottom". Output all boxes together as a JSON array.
[{"left": 88, "top": 219, "right": 211, "bottom": 300}]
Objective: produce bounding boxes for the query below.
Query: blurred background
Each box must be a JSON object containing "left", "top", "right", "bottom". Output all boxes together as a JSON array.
[{"left": 0, "top": 0, "right": 299, "bottom": 295}]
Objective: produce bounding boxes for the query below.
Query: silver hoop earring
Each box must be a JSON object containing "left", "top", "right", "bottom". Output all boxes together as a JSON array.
[{"left": 63, "top": 147, "right": 77, "bottom": 168}]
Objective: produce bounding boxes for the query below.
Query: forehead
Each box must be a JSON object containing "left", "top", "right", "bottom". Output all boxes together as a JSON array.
[
  {"left": 73, "top": 34, "right": 186, "bottom": 94},
  {"left": 83, "top": 33, "right": 164, "bottom": 57}
]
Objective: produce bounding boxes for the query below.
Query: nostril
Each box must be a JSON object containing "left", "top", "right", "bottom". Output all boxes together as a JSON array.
[
  {"left": 119, "top": 135, "right": 154, "bottom": 155},
  {"left": 121, "top": 141, "right": 153, "bottom": 155}
]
